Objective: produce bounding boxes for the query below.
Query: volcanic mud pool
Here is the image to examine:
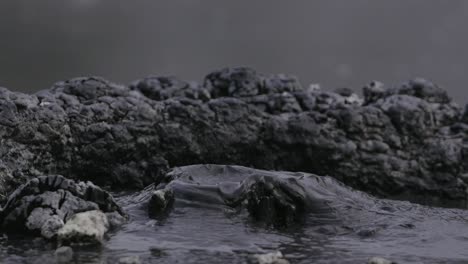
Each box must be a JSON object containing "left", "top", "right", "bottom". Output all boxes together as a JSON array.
[{"left": 1, "top": 165, "right": 468, "bottom": 264}]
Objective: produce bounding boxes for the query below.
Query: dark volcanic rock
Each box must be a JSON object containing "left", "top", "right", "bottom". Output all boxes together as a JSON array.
[
  {"left": 0, "top": 175, "right": 125, "bottom": 238},
  {"left": 0, "top": 67, "right": 467, "bottom": 205},
  {"left": 363, "top": 78, "right": 450, "bottom": 104},
  {"left": 130, "top": 76, "right": 211, "bottom": 101}
]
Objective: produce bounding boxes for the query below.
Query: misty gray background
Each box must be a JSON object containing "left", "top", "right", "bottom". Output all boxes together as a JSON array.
[{"left": 0, "top": 0, "right": 467, "bottom": 103}]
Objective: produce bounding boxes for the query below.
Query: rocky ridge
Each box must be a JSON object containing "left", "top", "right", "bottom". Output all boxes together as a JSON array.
[{"left": 0, "top": 67, "right": 466, "bottom": 206}]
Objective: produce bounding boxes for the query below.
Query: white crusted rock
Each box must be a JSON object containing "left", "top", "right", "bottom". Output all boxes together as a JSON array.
[
  {"left": 368, "top": 257, "right": 396, "bottom": 264},
  {"left": 57, "top": 210, "right": 109, "bottom": 245},
  {"left": 253, "top": 251, "right": 289, "bottom": 264}
]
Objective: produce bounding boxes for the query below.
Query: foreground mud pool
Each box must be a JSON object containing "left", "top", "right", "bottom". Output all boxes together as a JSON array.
[
  {"left": 1, "top": 68, "right": 468, "bottom": 263},
  {"left": 1, "top": 165, "right": 468, "bottom": 264}
]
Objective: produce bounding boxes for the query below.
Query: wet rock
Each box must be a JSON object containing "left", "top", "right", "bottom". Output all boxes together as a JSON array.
[
  {"left": 148, "top": 189, "right": 174, "bottom": 217},
  {"left": 0, "top": 175, "right": 125, "bottom": 239},
  {"left": 253, "top": 251, "right": 290, "bottom": 264},
  {"left": 55, "top": 246, "right": 73, "bottom": 263},
  {"left": 57, "top": 210, "right": 109, "bottom": 245},
  {"left": 0, "top": 68, "right": 466, "bottom": 206}
]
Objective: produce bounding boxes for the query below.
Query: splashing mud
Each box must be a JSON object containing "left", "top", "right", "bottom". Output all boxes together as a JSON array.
[{"left": 1, "top": 165, "right": 468, "bottom": 263}]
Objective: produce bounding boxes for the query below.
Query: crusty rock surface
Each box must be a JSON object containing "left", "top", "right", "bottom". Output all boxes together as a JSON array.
[
  {"left": 0, "top": 175, "right": 125, "bottom": 238},
  {"left": 57, "top": 210, "right": 109, "bottom": 245},
  {"left": 0, "top": 67, "right": 467, "bottom": 205}
]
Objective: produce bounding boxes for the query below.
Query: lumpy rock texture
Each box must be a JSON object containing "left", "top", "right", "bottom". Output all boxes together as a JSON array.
[
  {"left": 0, "top": 68, "right": 467, "bottom": 205},
  {"left": 0, "top": 175, "right": 125, "bottom": 238}
]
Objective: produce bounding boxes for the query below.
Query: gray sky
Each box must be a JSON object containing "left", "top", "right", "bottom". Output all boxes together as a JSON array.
[{"left": 0, "top": 0, "right": 467, "bottom": 103}]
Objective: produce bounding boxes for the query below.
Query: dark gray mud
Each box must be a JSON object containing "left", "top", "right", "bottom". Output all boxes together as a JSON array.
[{"left": 2, "top": 165, "right": 468, "bottom": 263}]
